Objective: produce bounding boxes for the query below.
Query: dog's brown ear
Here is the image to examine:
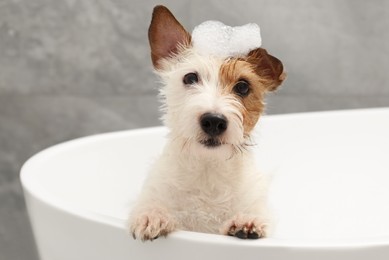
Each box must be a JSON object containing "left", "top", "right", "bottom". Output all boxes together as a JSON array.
[
  {"left": 247, "top": 48, "right": 286, "bottom": 91},
  {"left": 148, "top": 6, "right": 191, "bottom": 69}
]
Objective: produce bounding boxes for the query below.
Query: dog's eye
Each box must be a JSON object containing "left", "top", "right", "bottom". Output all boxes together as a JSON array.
[
  {"left": 183, "top": 73, "right": 199, "bottom": 85},
  {"left": 233, "top": 80, "right": 250, "bottom": 97}
]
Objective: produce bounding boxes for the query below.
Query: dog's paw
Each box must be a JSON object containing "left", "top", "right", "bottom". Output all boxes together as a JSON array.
[
  {"left": 129, "top": 208, "right": 175, "bottom": 241},
  {"left": 221, "top": 214, "right": 268, "bottom": 239}
]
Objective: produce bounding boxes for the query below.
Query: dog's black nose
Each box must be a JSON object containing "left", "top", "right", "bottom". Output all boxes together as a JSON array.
[{"left": 200, "top": 113, "right": 228, "bottom": 136}]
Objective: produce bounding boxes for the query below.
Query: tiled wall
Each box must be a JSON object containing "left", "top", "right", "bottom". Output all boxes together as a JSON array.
[{"left": 1, "top": 0, "right": 388, "bottom": 259}]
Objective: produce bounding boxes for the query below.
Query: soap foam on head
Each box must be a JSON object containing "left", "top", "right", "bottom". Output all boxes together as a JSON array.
[{"left": 192, "top": 20, "right": 262, "bottom": 58}]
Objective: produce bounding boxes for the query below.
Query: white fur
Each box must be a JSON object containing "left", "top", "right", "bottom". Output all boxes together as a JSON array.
[{"left": 129, "top": 48, "right": 269, "bottom": 240}]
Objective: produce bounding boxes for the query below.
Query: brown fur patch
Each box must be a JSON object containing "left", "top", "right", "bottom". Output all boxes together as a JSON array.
[
  {"left": 219, "top": 49, "right": 285, "bottom": 135},
  {"left": 148, "top": 6, "right": 191, "bottom": 68},
  {"left": 246, "top": 48, "right": 286, "bottom": 91},
  {"left": 219, "top": 59, "right": 266, "bottom": 135}
]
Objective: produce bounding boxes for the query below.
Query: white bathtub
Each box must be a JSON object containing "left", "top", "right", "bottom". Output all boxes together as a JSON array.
[{"left": 21, "top": 108, "right": 389, "bottom": 260}]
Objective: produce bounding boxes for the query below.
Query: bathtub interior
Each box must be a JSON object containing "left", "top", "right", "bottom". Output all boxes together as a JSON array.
[{"left": 21, "top": 108, "right": 389, "bottom": 245}]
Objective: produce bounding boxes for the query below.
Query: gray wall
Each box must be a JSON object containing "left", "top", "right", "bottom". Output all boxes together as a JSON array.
[{"left": 1, "top": 0, "right": 388, "bottom": 259}]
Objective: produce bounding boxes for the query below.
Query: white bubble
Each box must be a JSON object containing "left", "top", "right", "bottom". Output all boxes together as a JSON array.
[{"left": 192, "top": 20, "right": 262, "bottom": 58}]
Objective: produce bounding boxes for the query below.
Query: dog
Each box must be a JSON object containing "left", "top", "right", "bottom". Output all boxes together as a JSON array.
[{"left": 129, "top": 5, "right": 285, "bottom": 241}]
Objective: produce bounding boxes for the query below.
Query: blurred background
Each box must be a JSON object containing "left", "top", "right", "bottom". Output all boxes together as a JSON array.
[{"left": 0, "top": 0, "right": 388, "bottom": 259}]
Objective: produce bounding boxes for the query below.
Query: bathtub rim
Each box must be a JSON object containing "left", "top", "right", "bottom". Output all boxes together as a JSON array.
[{"left": 20, "top": 107, "right": 389, "bottom": 250}]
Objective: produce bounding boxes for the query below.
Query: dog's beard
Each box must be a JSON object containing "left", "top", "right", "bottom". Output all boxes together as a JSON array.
[
  {"left": 167, "top": 114, "right": 250, "bottom": 159},
  {"left": 172, "top": 130, "right": 252, "bottom": 161},
  {"left": 199, "top": 137, "right": 223, "bottom": 148},
  {"left": 167, "top": 109, "right": 249, "bottom": 159}
]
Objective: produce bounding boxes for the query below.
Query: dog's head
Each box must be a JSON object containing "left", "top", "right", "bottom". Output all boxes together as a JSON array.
[{"left": 149, "top": 6, "right": 285, "bottom": 159}]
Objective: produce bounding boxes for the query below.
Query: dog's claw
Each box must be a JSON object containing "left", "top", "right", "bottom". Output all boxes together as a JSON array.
[
  {"left": 226, "top": 222, "right": 263, "bottom": 240},
  {"left": 235, "top": 229, "right": 248, "bottom": 239},
  {"left": 248, "top": 230, "right": 260, "bottom": 239},
  {"left": 233, "top": 227, "right": 261, "bottom": 239},
  {"left": 129, "top": 208, "right": 176, "bottom": 241}
]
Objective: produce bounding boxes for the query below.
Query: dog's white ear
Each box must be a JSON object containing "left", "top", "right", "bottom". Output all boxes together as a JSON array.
[
  {"left": 148, "top": 6, "right": 191, "bottom": 69},
  {"left": 247, "top": 48, "right": 286, "bottom": 91}
]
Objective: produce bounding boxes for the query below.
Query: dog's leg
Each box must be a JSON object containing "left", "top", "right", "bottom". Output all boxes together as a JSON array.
[
  {"left": 129, "top": 206, "right": 176, "bottom": 241},
  {"left": 220, "top": 214, "right": 268, "bottom": 239}
]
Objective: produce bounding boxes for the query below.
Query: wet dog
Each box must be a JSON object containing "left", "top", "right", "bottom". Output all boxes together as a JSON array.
[{"left": 129, "top": 5, "right": 285, "bottom": 241}]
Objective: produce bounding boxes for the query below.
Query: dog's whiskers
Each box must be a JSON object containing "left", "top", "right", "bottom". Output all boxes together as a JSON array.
[
  {"left": 181, "top": 137, "right": 193, "bottom": 152},
  {"left": 228, "top": 142, "right": 249, "bottom": 160},
  {"left": 243, "top": 135, "right": 257, "bottom": 147}
]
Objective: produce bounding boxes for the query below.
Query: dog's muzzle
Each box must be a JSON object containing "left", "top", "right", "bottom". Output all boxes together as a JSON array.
[
  {"left": 200, "top": 113, "right": 227, "bottom": 136},
  {"left": 199, "top": 113, "right": 227, "bottom": 148}
]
